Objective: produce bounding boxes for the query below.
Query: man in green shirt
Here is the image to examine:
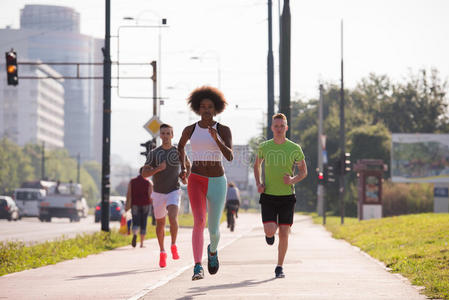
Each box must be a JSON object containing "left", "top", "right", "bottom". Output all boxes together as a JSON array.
[{"left": 253, "top": 113, "right": 308, "bottom": 278}]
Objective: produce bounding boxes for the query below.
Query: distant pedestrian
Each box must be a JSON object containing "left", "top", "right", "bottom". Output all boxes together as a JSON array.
[
  {"left": 125, "top": 167, "right": 153, "bottom": 248},
  {"left": 242, "top": 199, "right": 249, "bottom": 211},
  {"left": 225, "top": 182, "right": 241, "bottom": 231},
  {"left": 253, "top": 113, "right": 307, "bottom": 278},
  {"left": 142, "top": 123, "right": 190, "bottom": 268},
  {"left": 178, "top": 86, "right": 233, "bottom": 280}
]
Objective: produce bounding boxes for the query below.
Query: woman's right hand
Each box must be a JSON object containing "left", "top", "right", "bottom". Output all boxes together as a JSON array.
[
  {"left": 179, "top": 169, "right": 188, "bottom": 184},
  {"left": 257, "top": 183, "right": 265, "bottom": 193}
]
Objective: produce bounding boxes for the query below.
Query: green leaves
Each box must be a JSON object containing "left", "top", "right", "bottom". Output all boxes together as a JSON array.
[
  {"left": 0, "top": 139, "right": 101, "bottom": 206},
  {"left": 288, "top": 68, "right": 449, "bottom": 215}
]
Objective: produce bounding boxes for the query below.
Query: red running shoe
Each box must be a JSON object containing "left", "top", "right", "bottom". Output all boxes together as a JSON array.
[
  {"left": 171, "top": 245, "right": 179, "bottom": 259},
  {"left": 159, "top": 252, "right": 167, "bottom": 268},
  {"left": 171, "top": 244, "right": 180, "bottom": 260}
]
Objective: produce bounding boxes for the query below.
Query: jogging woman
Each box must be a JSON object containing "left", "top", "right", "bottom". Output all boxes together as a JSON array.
[{"left": 178, "top": 86, "right": 233, "bottom": 280}]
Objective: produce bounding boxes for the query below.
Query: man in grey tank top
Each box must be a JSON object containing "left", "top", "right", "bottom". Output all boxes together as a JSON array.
[{"left": 143, "top": 124, "right": 190, "bottom": 268}]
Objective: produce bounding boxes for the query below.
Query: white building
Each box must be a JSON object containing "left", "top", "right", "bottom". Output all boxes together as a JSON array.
[
  {"left": 0, "top": 63, "right": 64, "bottom": 148},
  {"left": 0, "top": 4, "right": 104, "bottom": 162},
  {"left": 222, "top": 144, "right": 251, "bottom": 190}
]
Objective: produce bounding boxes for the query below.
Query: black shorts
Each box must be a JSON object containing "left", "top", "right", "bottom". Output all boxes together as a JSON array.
[{"left": 259, "top": 193, "right": 296, "bottom": 226}]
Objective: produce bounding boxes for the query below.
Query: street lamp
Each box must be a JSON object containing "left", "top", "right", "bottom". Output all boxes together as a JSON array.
[
  {"left": 122, "top": 12, "right": 167, "bottom": 104},
  {"left": 190, "top": 50, "right": 221, "bottom": 90}
]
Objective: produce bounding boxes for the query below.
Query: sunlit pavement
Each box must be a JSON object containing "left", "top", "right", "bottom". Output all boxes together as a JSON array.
[{"left": 0, "top": 214, "right": 427, "bottom": 300}]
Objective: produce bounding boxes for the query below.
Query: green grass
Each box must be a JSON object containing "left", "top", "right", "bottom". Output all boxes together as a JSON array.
[
  {"left": 0, "top": 213, "right": 208, "bottom": 276},
  {"left": 0, "top": 213, "right": 225, "bottom": 277},
  {"left": 312, "top": 213, "right": 449, "bottom": 300},
  {"left": 0, "top": 218, "right": 161, "bottom": 276}
]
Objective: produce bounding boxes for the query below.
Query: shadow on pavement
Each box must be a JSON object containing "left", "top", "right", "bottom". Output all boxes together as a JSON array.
[
  {"left": 183, "top": 277, "right": 276, "bottom": 296},
  {"left": 67, "top": 268, "right": 162, "bottom": 280}
]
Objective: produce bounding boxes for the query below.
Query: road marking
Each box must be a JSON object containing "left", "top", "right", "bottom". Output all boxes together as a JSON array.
[{"left": 127, "top": 222, "right": 257, "bottom": 300}]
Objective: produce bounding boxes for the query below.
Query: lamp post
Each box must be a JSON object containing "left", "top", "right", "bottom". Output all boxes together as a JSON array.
[
  {"left": 190, "top": 50, "right": 221, "bottom": 90},
  {"left": 122, "top": 12, "right": 166, "bottom": 104}
]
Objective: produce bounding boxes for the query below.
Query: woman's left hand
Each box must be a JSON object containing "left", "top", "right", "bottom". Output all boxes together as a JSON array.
[{"left": 208, "top": 126, "right": 218, "bottom": 140}]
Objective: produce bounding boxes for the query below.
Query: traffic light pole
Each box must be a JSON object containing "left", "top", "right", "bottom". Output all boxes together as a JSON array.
[
  {"left": 317, "top": 84, "right": 324, "bottom": 218},
  {"left": 101, "top": 0, "right": 111, "bottom": 232},
  {"left": 339, "top": 20, "right": 346, "bottom": 225}
]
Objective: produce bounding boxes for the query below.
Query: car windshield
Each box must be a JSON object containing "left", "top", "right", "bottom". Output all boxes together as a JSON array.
[
  {"left": 0, "top": 199, "right": 7, "bottom": 207},
  {"left": 16, "top": 191, "right": 39, "bottom": 200}
]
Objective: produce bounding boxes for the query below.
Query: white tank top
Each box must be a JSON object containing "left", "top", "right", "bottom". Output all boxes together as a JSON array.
[{"left": 190, "top": 122, "right": 222, "bottom": 161}]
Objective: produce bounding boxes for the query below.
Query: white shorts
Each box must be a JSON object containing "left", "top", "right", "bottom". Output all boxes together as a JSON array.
[{"left": 152, "top": 189, "right": 181, "bottom": 219}]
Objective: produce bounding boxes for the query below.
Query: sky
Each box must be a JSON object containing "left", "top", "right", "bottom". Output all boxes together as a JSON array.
[{"left": 1, "top": 0, "right": 449, "bottom": 168}]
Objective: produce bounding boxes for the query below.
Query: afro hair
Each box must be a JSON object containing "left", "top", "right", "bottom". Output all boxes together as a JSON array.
[{"left": 187, "top": 86, "right": 227, "bottom": 115}]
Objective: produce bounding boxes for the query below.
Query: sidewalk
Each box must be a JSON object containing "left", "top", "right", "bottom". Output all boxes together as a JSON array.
[{"left": 0, "top": 214, "right": 427, "bottom": 300}]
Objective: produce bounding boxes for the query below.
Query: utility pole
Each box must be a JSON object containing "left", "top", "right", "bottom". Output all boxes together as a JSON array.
[
  {"left": 267, "top": 0, "right": 274, "bottom": 139},
  {"left": 279, "top": 0, "right": 291, "bottom": 138},
  {"left": 317, "top": 84, "right": 324, "bottom": 218},
  {"left": 101, "top": 0, "right": 111, "bottom": 232},
  {"left": 339, "top": 20, "right": 346, "bottom": 225},
  {"left": 41, "top": 141, "right": 45, "bottom": 180},
  {"left": 151, "top": 61, "right": 157, "bottom": 117}
]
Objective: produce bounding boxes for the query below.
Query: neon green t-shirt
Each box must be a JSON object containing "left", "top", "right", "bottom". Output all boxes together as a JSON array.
[{"left": 257, "top": 139, "right": 305, "bottom": 196}]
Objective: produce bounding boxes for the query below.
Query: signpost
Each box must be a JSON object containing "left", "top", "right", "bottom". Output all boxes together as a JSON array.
[{"left": 143, "top": 115, "right": 162, "bottom": 138}]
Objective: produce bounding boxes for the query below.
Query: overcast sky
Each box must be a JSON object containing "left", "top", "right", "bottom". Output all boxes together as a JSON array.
[{"left": 1, "top": 0, "right": 449, "bottom": 168}]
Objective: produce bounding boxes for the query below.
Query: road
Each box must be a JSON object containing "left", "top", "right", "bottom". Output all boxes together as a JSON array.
[{"left": 0, "top": 216, "right": 119, "bottom": 244}]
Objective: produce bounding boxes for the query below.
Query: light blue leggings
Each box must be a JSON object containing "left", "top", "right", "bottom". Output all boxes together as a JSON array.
[{"left": 188, "top": 173, "right": 227, "bottom": 263}]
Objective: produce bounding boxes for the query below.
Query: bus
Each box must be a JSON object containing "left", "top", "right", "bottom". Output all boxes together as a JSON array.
[{"left": 14, "top": 188, "right": 46, "bottom": 217}]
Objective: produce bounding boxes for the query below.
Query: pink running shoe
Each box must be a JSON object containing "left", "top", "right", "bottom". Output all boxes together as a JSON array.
[
  {"left": 159, "top": 252, "right": 167, "bottom": 268},
  {"left": 171, "top": 244, "right": 180, "bottom": 260}
]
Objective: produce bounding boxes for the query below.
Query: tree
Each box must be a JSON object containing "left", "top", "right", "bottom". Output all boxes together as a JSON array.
[{"left": 0, "top": 138, "right": 34, "bottom": 195}]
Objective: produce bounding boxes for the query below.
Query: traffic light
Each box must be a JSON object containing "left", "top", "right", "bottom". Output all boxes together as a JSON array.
[
  {"left": 317, "top": 171, "right": 325, "bottom": 185},
  {"left": 5, "top": 50, "right": 18, "bottom": 86},
  {"left": 140, "top": 138, "right": 156, "bottom": 157},
  {"left": 344, "top": 152, "right": 351, "bottom": 174},
  {"left": 324, "top": 164, "right": 335, "bottom": 183}
]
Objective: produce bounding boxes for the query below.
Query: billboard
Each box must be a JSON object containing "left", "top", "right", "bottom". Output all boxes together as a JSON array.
[{"left": 391, "top": 134, "right": 449, "bottom": 183}]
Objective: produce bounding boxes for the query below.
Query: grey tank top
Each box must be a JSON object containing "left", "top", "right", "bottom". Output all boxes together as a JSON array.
[{"left": 146, "top": 146, "right": 180, "bottom": 193}]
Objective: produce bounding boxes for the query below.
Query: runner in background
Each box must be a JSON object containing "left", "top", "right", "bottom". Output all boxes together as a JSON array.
[
  {"left": 253, "top": 113, "right": 307, "bottom": 278},
  {"left": 143, "top": 124, "right": 190, "bottom": 268}
]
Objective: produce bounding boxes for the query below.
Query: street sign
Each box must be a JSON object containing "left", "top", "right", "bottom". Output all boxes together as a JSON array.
[{"left": 143, "top": 116, "right": 162, "bottom": 137}]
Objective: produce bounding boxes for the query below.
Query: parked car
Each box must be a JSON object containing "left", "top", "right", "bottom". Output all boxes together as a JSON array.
[
  {"left": 110, "top": 196, "right": 126, "bottom": 209},
  {"left": 94, "top": 198, "right": 124, "bottom": 222},
  {"left": 0, "top": 196, "right": 20, "bottom": 221}
]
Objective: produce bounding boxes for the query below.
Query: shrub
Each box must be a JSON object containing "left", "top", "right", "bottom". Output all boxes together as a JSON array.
[{"left": 382, "top": 181, "right": 433, "bottom": 216}]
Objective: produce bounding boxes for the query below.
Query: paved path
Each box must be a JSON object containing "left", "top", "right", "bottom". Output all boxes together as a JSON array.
[{"left": 0, "top": 214, "right": 427, "bottom": 299}]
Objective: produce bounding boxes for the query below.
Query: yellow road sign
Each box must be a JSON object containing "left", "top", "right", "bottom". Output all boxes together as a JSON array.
[{"left": 143, "top": 116, "right": 162, "bottom": 137}]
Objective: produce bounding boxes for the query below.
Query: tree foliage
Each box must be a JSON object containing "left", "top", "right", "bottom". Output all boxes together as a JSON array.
[
  {"left": 0, "top": 139, "right": 100, "bottom": 206},
  {"left": 261, "top": 68, "right": 449, "bottom": 215}
]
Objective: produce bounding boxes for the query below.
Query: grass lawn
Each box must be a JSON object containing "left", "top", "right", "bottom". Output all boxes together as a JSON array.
[
  {"left": 0, "top": 214, "right": 198, "bottom": 276},
  {"left": 312, "top": 213, "right": 449, "bottom": 300}
]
